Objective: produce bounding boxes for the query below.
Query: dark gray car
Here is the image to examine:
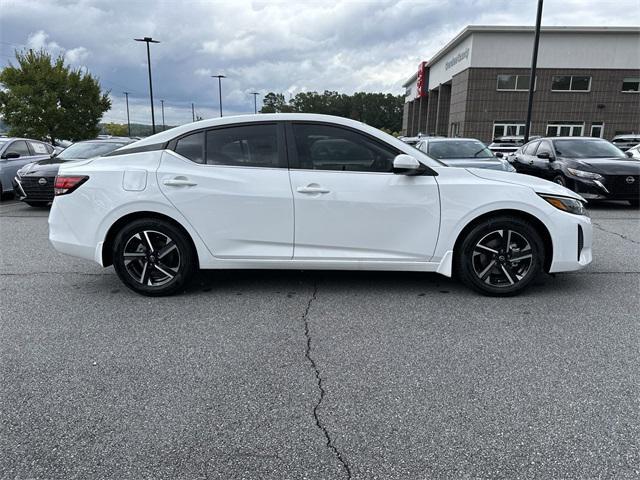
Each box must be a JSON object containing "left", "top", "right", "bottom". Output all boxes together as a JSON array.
[
  {"left": 416, "top": 138, "right": 516, "bottom": 171},
  {"left": 0, "top": 138, "right": 54, "bottom": 197}
]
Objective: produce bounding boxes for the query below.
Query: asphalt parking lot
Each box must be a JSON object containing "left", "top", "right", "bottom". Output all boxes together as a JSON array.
[{"left": 1, "top": 198, "right": 639, "bottom": 479}]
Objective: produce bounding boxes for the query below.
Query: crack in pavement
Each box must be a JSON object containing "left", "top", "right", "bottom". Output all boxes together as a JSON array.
[
  {"left": 303, "top": 281, "right": 352, "bottom": 479},
  {"left": 592, "top": 221, "right": 640, "bottom": 246}
]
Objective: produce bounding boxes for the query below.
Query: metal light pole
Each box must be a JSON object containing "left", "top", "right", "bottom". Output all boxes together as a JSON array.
[
  {"left": 123, "top": 91, "right": 131, "bottom": 137},
  {"left": 160, "top": 99, "right": 165, "bottom": 131},
  {"left": 212, "top": 75, "right": 225, "bottom": 117},
  {"left": 134, "top": 36, "right": 160, "bottom": 134},
  {"left": 191, "top": 103, "right": 195, "bottom": 122},
  {"left": 524, "top": 0, "right": 543, "bottom": 143},
  {"left": 250, "top": 92, "right": 259, "bottom": 114}
]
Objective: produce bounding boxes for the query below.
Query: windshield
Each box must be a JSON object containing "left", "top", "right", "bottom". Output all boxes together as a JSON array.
[
  {"left": 0, "top": 140, "right": 8, "bottom": 149},
  {"left": 552, "top": 139, "right": 626, "bottom": 159},
  {"left": 57, "top": 142, "right": 127, "bottom": 160},
  {"left": 428, "top": 140, "right": 494, "bottom": 159}
]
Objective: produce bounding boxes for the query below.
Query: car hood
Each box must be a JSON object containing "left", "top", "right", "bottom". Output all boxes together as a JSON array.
[
  {"left": 570, "top": 157, "right": 640, "bottom": 175},
  {"left": 19, "top": 157, "right": 68, "bottom": 176},
  {"left": 441, "top": 158, "right": 510, "bottom": 171},
  {"left": 467, "top": 168, "right": 585, "bottom": 201}
]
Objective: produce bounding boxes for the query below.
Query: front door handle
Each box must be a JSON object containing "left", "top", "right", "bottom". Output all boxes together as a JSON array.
[
  {"left": 297, "top": 185, "right": 330, "bottom": 194},
  {"left": 163, "top": 176, "right": 197, "bottom": 187}
]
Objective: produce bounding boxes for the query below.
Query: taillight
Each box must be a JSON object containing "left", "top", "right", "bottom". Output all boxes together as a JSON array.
[{"left": 54, "top": 175, "right": 89, "bottom": 196}]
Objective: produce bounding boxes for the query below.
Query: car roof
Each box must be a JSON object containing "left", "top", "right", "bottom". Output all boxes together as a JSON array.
[
  {"left": 75, "top": 138, "right": 135, "bottom": 144},
  {"left": 116, "top": 113, "right": 429, "bottom": 161}
]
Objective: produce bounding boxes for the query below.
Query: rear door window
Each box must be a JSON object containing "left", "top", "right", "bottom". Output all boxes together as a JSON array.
[{"left": 28, "top": 141, "right": 50, "bottom": 155}]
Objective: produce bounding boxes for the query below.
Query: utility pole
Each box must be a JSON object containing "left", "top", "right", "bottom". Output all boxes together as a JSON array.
[
  {"left": 160, "top": 99, "right": 165, "bottom": 131},
  {"left": 524, "top": 0, "right": 543, "bottom": 143},
  {"left": 191, "top": 103, "right": 195, "bottom": 122},
  {"left": 211, "top": 74, "right": 225, "bottom": 117},
  {"left": 134, "top": 36, "right": 160, "bottom": 134},
  {"left": 123, "top": 91, "right": 131, "bottom": 137},
  {"left": 250, "top": 92, "right": 260, "bottom": 114}
]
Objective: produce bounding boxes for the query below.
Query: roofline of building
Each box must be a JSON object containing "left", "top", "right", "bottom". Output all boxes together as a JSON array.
[{"left": 402, "top": 25, "right": 640, "bottom": 87}]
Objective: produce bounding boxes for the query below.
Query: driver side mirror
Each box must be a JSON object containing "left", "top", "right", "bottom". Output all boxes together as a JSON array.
[
  {"left": 494, "top": 152, "right": 504, "bottom": 158},
  {"left": 393, "top": 154, "right": 425, "bottom": 175},
  {"left": 2, "top": 152, "right": 20, "bottom": 160},
  {"left": 626, "top": 151, "right": 633, "bottom": 158},
  {"left": 537, "top": 151, "right": 554, "bottom": 161}
]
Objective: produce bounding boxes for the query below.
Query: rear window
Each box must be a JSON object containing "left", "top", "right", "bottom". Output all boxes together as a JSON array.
[
  {"left": 57, "top": 142, "right": 128, "bottom": 160},
  {"left": 428, "top": 140, "right": 493, "bottom": 159}
]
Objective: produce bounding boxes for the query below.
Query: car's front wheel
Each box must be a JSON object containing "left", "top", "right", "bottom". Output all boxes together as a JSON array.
[
  {"left": 112, "top": 218, "right": 196, "bottom": 296},
  {"left": 456, "top": 217, "right": 545, "bottom": 296}
]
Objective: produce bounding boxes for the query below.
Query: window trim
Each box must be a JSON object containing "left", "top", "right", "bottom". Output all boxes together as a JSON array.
[
  {"left": 285, "top": 121, "right": 403, "bottom": 174},
  {"left": 546, "top": 122, "right": 585, "bottom": 137},
  {"left": 551, "top": 75, "right": 592, "bottom": 92},
  {"left": 621, "top": 77, "right": 640, "bottom": 93},
  {"left": 590, "top": 122, "right": 605, "bottom": 138},
  {"left": 168, "top": 121, "right": 288, "bottom": 169},
  {"left": 496, "top": 74, "right": 536, "bottom": 92}
]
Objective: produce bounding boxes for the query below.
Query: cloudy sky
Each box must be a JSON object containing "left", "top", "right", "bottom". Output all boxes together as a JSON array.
[{"left": 0, "top": 0, "right": 637, "bottom": 126}]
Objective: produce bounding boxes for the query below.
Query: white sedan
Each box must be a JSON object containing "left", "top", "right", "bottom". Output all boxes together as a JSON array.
[{"left": 49, "top": 114, "right": 592, "bottom": 296}]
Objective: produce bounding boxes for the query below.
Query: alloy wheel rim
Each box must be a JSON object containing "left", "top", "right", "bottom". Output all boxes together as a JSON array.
[
  {"left": 123, "top": 230, "right": 180, "bottom": 287},
  {"left": 472, "top": 229, "right": 533, "bottom": 287}
]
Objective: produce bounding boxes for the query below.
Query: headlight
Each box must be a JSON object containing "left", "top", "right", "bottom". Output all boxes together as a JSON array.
[
  {"left": 539, "top": 194, "right": 588, "bottom": 216},
  {"left": 566, "top": 168, "right": 603, "bottom": 181}
]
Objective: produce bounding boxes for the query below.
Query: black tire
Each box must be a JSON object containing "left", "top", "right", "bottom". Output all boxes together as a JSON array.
[
  {"left": 112, "top": 218, "right": 197, "bottom": 296},
  {"left": 455, "top": 216, "right": 545, "bottom": 296},
  {"left": 553, "top": 175, "right": 567, "bottom": 187},
  {"left": 629, "top": 199, "right": 639, "bottom": 208},
  {"left": 26, "top": 201, "right": 50, "bottom": 208}
]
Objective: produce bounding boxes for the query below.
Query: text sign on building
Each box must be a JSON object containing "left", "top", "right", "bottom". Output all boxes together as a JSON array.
[{"left": 445, "top": 48, "right": 470, "bottom": 71}]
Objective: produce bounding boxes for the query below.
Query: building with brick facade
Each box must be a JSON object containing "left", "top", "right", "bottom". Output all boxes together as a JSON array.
[{"left": 402, "top": 26, "right": 640, "bottom": 143}]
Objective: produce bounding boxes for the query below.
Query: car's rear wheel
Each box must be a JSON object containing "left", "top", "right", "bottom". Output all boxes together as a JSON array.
[
  {"left": 112, "top": 218, "right": 196, "bottom": 296},
  {"left": 456, "top": 217, "right": 545, "bottom": 296}
]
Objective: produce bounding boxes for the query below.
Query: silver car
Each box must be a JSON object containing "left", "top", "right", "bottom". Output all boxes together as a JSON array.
[{"left": 0, "top": 138, "right": 54, "bottom": 198}]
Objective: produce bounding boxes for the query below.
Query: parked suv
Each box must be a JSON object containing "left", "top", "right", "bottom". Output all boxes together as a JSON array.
[
  {"left": 0, "top": 138, "right": 54, "bottom": 198},
  {"left": 14, "top": 138, "right": 133, "bottom": 207}
]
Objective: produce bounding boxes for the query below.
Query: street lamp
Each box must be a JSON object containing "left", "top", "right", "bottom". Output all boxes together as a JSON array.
[
  {"left": 250, "top": 92, "right": 260, "bottom": 114},
  {"left": 211, "top": 74, "right": 225, "bottom": 117},
  {"left": 123, "top": 91, "right": 131, "bottom": 137},
  {"left": 134, "top": 36, "right": 160, "bottom": 134},
  {"left": 160, "top": 99, "right": 165, "bottom": 131}
]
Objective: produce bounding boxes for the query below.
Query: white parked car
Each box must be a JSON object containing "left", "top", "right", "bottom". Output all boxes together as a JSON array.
[{"left": 49, "top": 114, "right": 592, "bottom": 296}]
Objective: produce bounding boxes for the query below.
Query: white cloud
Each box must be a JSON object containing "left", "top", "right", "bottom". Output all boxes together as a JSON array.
[{"left": 1, "top": 0, "right": 637, "bottom": 124}]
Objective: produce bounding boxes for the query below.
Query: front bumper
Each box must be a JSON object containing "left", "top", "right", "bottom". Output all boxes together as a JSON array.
[
  {"left": 13, "top": 175, "right": 56, "bottom": 203},
  {"left": 571, "top": 174, "right": 640, "bottom": 201},
  {"left": 548, "top": 212, "right": 592, "bottom": 273}
]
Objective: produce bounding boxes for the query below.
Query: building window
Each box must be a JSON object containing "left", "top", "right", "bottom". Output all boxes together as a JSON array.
[
  {"left": 496, "top": 74, "right": 533, "bottom": 91},
  {"left": 551, "top": 75, "right": 591, "bottom": 92},
  {"left": 547, "top": 122, "right": 584, "bottom": 137},
  {"left": 493, "top": 122, "right": 525, "bottom": 139},
  {"left": 590, "top": 122, "right": 604, "bottom": 138},
  {"left": 622, "top": 77, "right": 639, "bottom": 92}
]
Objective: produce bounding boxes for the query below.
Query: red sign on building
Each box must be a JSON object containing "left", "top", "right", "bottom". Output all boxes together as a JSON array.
[{"left": 416, "top": 61, "right": 427, "bottom": 98}]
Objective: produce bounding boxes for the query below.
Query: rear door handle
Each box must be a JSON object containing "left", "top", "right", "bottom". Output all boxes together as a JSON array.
[
  {"left": 297, "top": 185, "right": 330, "bottom": 194},
  {"left": 163, "top": 177, "right": 197, "bottom": 187}
]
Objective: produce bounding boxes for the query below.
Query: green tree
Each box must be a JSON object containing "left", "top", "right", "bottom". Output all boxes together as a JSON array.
[
  {"left": 260, "top": 92, "right": 294, "bottom": 113},
  {"left": 0, "top": 49, "right": 111, "bottom": 144},
  {"left": 103, "top": 122, "right": 128, "bottom": 136}
]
